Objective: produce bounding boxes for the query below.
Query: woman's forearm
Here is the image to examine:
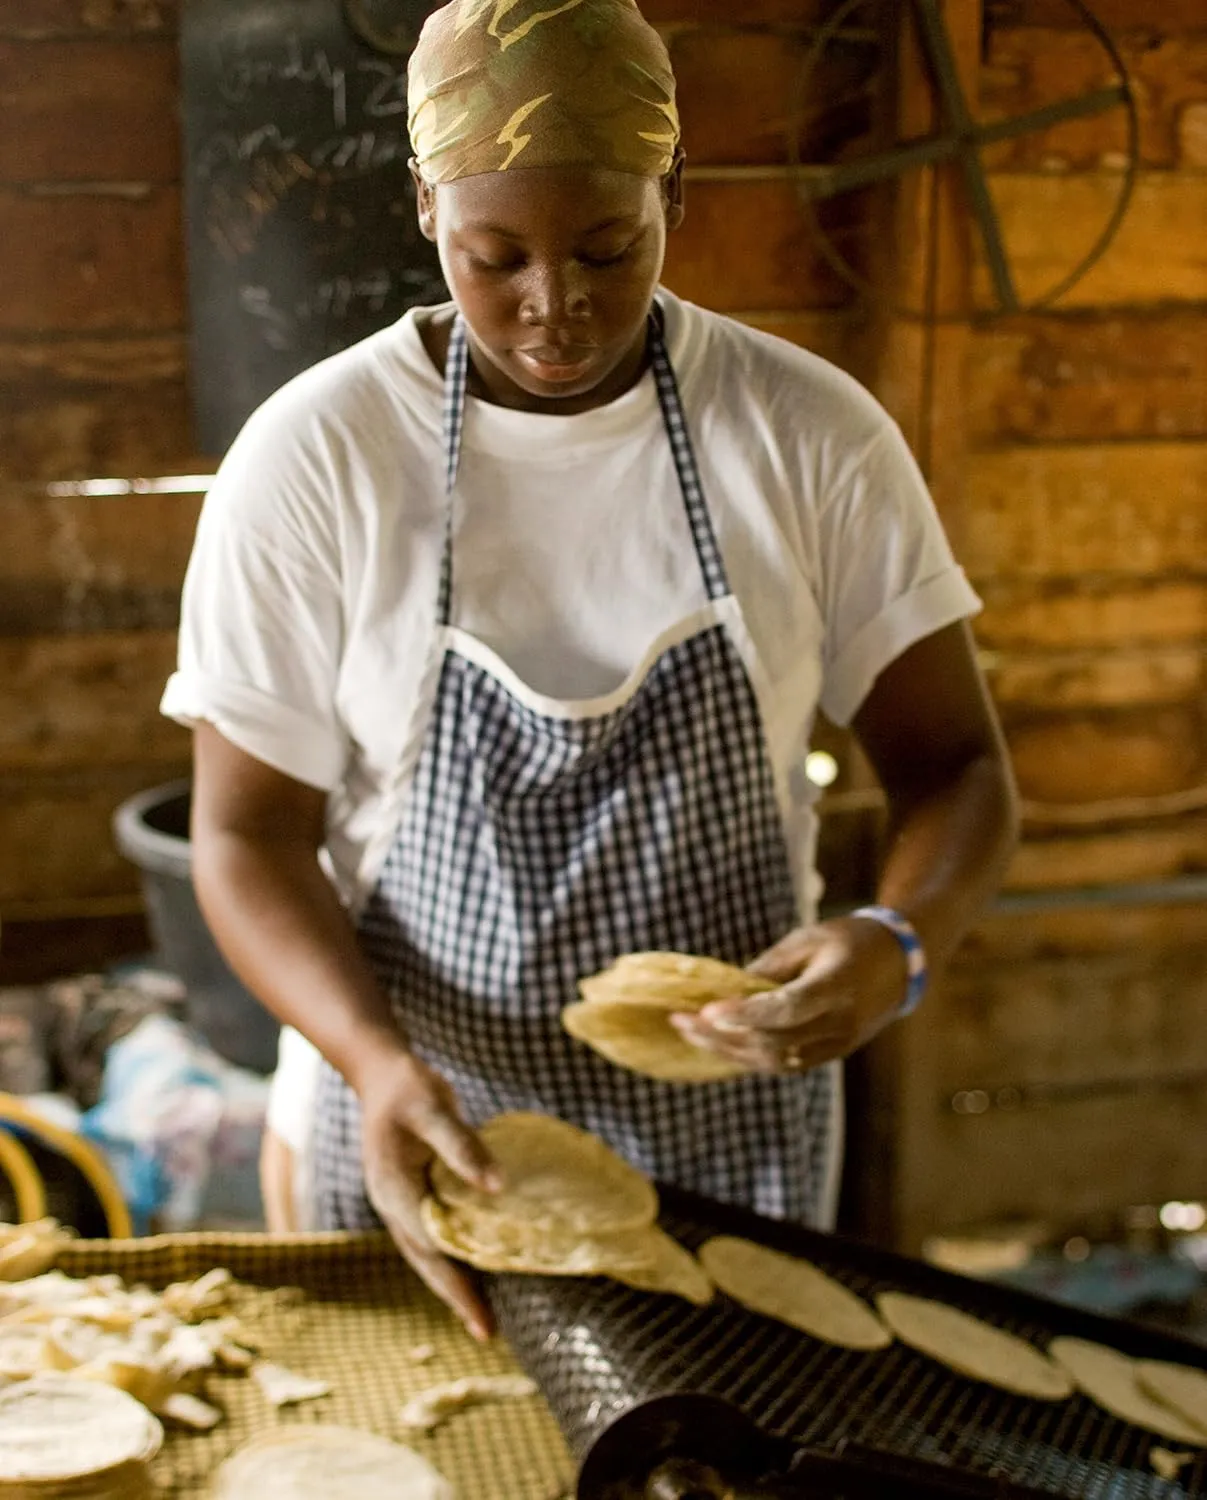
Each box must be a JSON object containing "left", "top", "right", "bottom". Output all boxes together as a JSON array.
[
  {"left": 874, "top": 749, "right": 1019, "bottom": 977},
  {"left": 193, "top": 827, "right": 404, "bottom": 1092}
]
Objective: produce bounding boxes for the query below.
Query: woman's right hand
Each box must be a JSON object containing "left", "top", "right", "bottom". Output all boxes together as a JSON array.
[{"left": 355, "top": 1047, "right": 501, "bottom": 1342}]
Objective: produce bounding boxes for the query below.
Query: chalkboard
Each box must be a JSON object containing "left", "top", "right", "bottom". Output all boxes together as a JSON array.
[{"left": 181, "top": 0, "right": 447, "bottom": 456}]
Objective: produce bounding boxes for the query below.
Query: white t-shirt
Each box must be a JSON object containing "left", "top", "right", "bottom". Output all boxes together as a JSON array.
[{"left": 163, "top": 288, "right": 979, "bottom": 923}]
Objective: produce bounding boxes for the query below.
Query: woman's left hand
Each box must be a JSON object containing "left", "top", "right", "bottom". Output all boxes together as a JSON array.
[{"left": 669, "top": 917, "right": 910, "bottom": 1075}]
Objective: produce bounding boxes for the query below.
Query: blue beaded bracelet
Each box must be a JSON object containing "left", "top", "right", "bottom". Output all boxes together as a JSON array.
[{"left": 850, "top": 905, "right": 928, "bottom": 1018}]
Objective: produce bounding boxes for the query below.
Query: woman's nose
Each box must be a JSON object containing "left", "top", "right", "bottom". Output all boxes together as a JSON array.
[{"left": 520, "top": 261, "right": 590, "bottom": 325}]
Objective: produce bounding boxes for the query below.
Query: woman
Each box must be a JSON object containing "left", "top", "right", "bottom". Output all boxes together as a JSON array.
[{"left": 164, "top": 0, "right": 1017, "bottom": 1342}]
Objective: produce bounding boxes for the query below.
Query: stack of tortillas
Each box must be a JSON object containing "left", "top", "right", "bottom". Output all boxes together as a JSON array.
[
  {"left": 210, "top": 1427, "right": 453, "bottom": 1499},
  {"left": 563, "top": 951, "right": 775, "bottom": 1082},
  {"left": 0, "top": 1375, "right": 163, "bottom": 1498},
  {"left": 421, "top": 1112, "right": 712, "bottom": 1304}
]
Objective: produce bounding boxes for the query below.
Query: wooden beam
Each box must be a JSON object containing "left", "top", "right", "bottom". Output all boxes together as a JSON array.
[
  {"left": 989, "top": 0, "right": 1207, "bottom": 29},
  {"left": 663, "top": 179, "right": 855, "bottom": 311},
  {"left": 0, "top": 1, "right": 176, "bottom": 40},
  {"left": 0, "top": 38, "right": 179, "bottom": 183},
  {"left": 669, "top": 26, "right": 872, "bottom": 169},
  {"left": 0, "top": 914, "right": 151, "bottom": 986},
  {"left": 967, "top": 310, "right": 1207, "bottom": 446},
  {"left": 1004, "top": 705, "right": 1205, "bottom": 806},
  {"left": 978, "top": 576, "right": 1207, "bottom": 651},
  {"left": 0, "top": 765, "right": 187, "bottom": 904},
  {"left": 0, "top": 489, "right": 202, "bottom": 635},
  {"left": 860, "top": 0, "right": 981, "bottom": 542},
  {"left": 643, "top": 0, "right": 832, "bottom": 23},
  {"left": 980, "top": 27, "right": 1207, "bottom": 174},
  {"left": 986, "top": 644, "right": 1206, "bottom": 710},
  {"left": 974, "top": 173, "right": 1207, "bottom": 311},
  {"left": 0, "top": 630, "right": 187, "bottom": 772},
  {"left": 1006, "top": 818, "right": 1207, "bottom": 890},
  {"left": 964, "top": 900, "right": 1207, "bottom": 959},
  {"left": 0, "top": 186, "right": 184, "bottom": 334},
  {"left": 0, "top": 336, "right": 201, "bottom": 481},
  {"left": 963, "top": 441, "right": 1207, "bottom": 580}
]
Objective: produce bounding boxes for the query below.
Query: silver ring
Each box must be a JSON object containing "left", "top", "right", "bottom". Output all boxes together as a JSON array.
[{"left": 783, "top": 1045, "right": 806, "bottom": 1072}]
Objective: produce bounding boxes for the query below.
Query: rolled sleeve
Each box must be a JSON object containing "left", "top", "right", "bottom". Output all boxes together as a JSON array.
[
  {"left": 818, "top": 424, "right": 982, "bottom": 727},
  {"left": 820, "top": 567, "right": 982, "bottom": 727},
  {"left": 161, "top": 399, "right": 348, "bottom": 789},
  {"left": 161, "top": 671, "right": 345, "bottom": 791}
]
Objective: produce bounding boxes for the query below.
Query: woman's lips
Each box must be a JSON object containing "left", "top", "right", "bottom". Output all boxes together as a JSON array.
[{"left": 514, "top": 346, "right": 600, "bottom": 383}]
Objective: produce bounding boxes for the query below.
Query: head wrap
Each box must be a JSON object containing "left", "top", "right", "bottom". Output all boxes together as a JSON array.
[{"left": 407, "top": 0, "right": 680, "bottom": 183}]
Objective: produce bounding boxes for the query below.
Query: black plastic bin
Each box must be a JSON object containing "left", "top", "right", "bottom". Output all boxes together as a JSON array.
[{"left": 113, "top": 780, "right": 280, "bottom": 1075}]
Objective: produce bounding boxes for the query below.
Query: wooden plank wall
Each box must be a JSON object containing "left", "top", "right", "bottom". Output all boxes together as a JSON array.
[{"left": 864, "top": 0, "right": 1207, "bottom": 1247}]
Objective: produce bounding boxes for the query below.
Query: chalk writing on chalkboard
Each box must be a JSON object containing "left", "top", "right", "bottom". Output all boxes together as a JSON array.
[{"left": 181, "top": 0, "right": 446, "bottom": 455}]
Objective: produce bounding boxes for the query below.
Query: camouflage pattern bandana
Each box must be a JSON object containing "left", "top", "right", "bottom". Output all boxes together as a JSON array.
[{"left": 407, "top": 0, "right": 680, "bottom": 183}]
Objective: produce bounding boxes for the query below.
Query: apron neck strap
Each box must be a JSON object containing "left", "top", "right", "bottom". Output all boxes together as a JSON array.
[
  {"left": 645, "top": 301, "right": 730, "bottom": 603},
  {"left": 439, "top": 303, "right": 730, "bottom": 627}
]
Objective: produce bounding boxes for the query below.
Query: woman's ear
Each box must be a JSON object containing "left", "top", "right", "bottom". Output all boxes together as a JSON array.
[
  {"left": 409, "top": 159, "right": 438, "bottom": 243},
  {"left": 662, "top": 147, "right": 687, "bottom": 232}
]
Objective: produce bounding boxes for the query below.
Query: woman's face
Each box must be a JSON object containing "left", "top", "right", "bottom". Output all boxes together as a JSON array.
[{"left": 413, "top": 158, "right": 684, "bottom": 413}]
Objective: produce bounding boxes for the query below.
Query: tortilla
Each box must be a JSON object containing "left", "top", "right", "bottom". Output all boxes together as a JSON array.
[
  {"left": 579, "top": 952, "right": 777, "bottom": 1010},
  {"left": 699, "top": 1237, "right": 890, "bottom": 1350},
  {"left": 563, "top": 998, "right": 746, "bottom": 1083},
  {"left": 566, "top": 950, "right": 776, "bottom": 1081},
  {"left": 877, "top": 1293, "right": 1073, "bottom": 1400},
  {"left": 1137, "top": 1358, "right": 1207, "bottom": 1437},
  {"left": 422, "top": 1197, "right": 654, "bottom": 1274},
  {"left": 210, "top": 1425, "right": 454, "bottom": 1499},
  {"left": 1051, "top": 1338, "right": 1207, "bottom": 1444},
  {"left": 0, "top": 1375, "right": 163, "bottom": 1482},
  {"left": 606, "top": 1229, "right": 714, "bottom": 1306},
  {"left": 429, "top": 1112, "right": 656, "bottom": 1233},
  {"left": 421, "top": 1197, "right": 712, "bottom": 1304}
]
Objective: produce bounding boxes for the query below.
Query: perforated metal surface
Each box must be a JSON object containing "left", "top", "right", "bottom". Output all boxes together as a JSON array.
[{"left": 489, "top": 1187, "right": 1207, "bottom": 1498}]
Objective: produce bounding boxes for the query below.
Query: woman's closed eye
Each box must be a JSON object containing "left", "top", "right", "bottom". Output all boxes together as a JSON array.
[
  {"left": 468, "top": 253, "right": 527, "bottom": 273},
  {"left": 579, "top": 248, "right": 630, "bottom": 269}
]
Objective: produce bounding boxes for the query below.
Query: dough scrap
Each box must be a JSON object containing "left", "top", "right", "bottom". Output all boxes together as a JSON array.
[
  {"left": 251, "top": 1361, "right": 331, "bottom": 1407},
  {"left": 397, "top": 1374, "right": 538, "bottom": 1433}
]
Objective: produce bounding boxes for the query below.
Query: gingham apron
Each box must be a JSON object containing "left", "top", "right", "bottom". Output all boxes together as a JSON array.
[{"left": 313, "top": 309, "right": 840, "bottom": 1230}]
